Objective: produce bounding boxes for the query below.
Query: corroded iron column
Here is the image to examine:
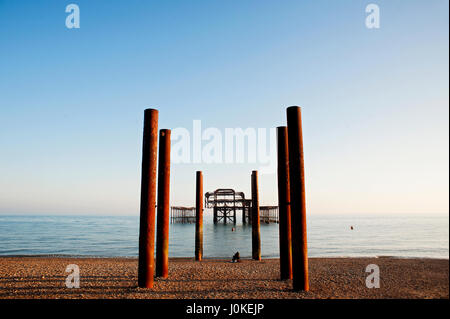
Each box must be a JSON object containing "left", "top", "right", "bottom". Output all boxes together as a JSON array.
[
  {"left": 287, "top": 106, "right": 309, "bottom": 291},
  {"left": 138, "top": 108, "right": 158, "bottom": 288},
  {"left": 251, "top": 170, "right": 261, "bottom": 261},
  {"left": 195, "top": 171, "right": 203, "bottom": 261},
  {"left": 156, "top": 129, "right": 171, "bottom": 278},
  {"left": 277, "top": 126, "right": 293, "bottom": 280}
]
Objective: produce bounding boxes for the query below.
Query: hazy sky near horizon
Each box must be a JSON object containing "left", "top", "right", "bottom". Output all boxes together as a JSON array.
[{"left": 0, "top": 0, "right": 448, "bottom": 215}]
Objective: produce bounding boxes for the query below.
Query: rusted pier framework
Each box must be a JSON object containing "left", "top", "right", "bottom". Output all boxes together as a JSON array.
[
  {"left": 205, "top": 189, "right": 251, "bottom": 224},
  {"left": 260, "top": 206, "right": 279, "bottom": 224},
  {"left": 204, "top": 189, "right": 279, "bottom": 224},
  {"left": 170, "top": 206, "right": 196, "bottom": 223}
]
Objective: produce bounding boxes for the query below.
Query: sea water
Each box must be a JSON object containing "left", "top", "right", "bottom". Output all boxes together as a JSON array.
[{"left": 0, "top": 213, "right": 448, "bottom": 259}]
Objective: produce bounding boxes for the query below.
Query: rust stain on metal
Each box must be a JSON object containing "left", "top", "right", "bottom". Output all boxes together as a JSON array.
[
  {"left": 138, "top": 108, "right": 158, "bottom": 288},
  {"left": 277, "top": 126, "right": 293, "bottom": 280},
  {"left": 156, "top": 129, "right": 171, "bottom": 278},
  {"left": 287, "top": 106, "right": 309, "bottom": 291}
]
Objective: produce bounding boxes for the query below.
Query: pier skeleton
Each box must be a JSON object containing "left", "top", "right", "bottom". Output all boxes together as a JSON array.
[
  {"left": 170, "top": 206, "right": 196, "bottom": 223},
  {"left": 204, "top": 188, "right": 278, "bottom": 224},
  {"left": 205, "top": 189, "right": 250, "bottom": 224}
]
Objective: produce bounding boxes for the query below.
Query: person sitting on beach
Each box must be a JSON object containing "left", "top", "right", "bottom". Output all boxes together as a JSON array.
[{"left": 232, "top": 252, "right": 240, "bottom": 263}]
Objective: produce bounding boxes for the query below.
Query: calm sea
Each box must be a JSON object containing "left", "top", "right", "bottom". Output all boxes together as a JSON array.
[{"left": 0, "top": 213, "right": 448, "bottom": 259}]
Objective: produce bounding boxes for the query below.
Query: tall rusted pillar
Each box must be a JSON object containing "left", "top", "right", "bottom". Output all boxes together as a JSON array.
[
  {"left": 277, "top": 126, "right": 293, "bottom": 280},
  {"left": 251, "top": 170, "right": 261, "bottom": 261},
  {"left": 287, "top": 106, "right": 309, "bottom": 291},
  {"left": 138, "top": 108, "right": 158, "bottom": 288},
  {"left": 156, "top": 129, "right": 171, "bottom": 278},
  {"left": 195, "top": 171, "right": 203, "bottom": 261}
]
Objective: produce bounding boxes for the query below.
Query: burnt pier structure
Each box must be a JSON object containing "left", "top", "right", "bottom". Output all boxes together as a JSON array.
[
  {"left": 205, "top": 188, "right": 278, "bottom": 224},
  {"left": 205, "top": 189, "right": 250, "bottom": 224}
]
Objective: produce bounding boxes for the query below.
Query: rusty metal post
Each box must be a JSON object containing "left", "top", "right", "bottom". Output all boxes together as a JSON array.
[
  {"left": 277, "top": 126, "right": 293, "bottom": 280},
  {"left": 195, "top": 171, "right": 203, "bottom": 261},
  {"left": 251, "top": 170, "right": 261, "bottom": 261},
  {"left": 156, "top": 129, "right": 171, "bottom": 278},
  {"left": 138, "top": 108, "right": 158, "bottom": 288},
  {"left": 287, "top": 106, "right": 309, "bottom": 291}
]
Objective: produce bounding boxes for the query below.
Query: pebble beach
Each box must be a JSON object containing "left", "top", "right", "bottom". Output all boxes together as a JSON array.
[{"left": 0, "top": 257, "right": 448, "bottom": 299}]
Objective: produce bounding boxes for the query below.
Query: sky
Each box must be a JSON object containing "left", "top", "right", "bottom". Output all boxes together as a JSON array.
[{"left": 0, "top": 0, "right": 448, "bottom": 215}]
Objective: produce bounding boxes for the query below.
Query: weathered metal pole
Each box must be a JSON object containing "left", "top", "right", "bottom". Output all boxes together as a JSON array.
[
  {"left": 287, "top": 106, "right": 309, "bottom": 291},
  {"left": 195, "top": 171, "right": 203, "bottom": 261},
  {"left": 156, "top": 129, "right": 171, "bottom": 278},
  {"left": 251, "top": 170, "right": 261, "bottom": 261},
  {"left": 138, "top": 108, "right": 158, "bottom": 288},
  {"left": 277, "top": 126, "right": 293, "bottom": 280}
]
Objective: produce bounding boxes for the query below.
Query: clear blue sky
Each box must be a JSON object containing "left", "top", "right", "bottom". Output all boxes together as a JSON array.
[{"left": 0, "top": 0, "right": 448, "bottom": 215}]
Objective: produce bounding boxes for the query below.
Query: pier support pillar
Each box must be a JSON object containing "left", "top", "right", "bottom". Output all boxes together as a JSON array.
[
  {"left": 287, "top": 106, "right": 309, "bottom": 291},
  {"left": 195, "top": 171, "right": 204, "bottom": 261},
  {"left": 277, "top": 126, "right": 293, "bottom": 280},
  {"left": 251, "top": 170, "right": 261, "bottom": 261},
  {"left": 138, "top": 108, "right": 158, "bottom": 288},
  {"left": 156, "top": 129, "right": 171, "bottom": 278}
]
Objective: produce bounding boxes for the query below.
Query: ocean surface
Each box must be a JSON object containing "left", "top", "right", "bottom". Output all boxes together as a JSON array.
[{"left": 0, "top": 213, "right": 448, "bottom": 259}]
